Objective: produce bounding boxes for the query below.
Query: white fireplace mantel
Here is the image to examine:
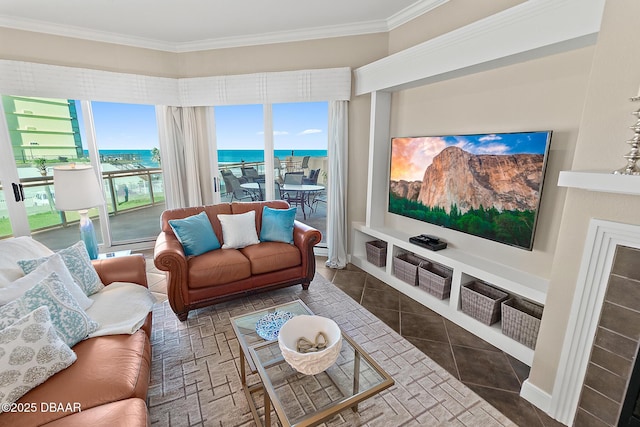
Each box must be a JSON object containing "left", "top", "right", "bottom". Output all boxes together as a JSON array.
[{"left": 558, "top": 170, "right": 640, "bottom": 196}]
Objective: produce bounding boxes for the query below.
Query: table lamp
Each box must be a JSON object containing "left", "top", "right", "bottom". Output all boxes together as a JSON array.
[{"left": 53, "top": 165, "right": 105, "bottom": 260}]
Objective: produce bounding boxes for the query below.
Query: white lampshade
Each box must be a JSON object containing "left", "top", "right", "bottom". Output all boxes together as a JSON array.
[{"left": 53, "top": 165, "right": 105, "bottom": 211}]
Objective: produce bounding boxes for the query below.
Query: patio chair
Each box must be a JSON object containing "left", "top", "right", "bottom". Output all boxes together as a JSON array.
[
  {"left": 221, "top": 169, "right": 248, "bottom": 184},
  {"left": 241, "top": 166, "right": 264, "bottom": 182},
  {"left": 303, "top": 168, "right": 320, "bottom": 185},
  {"left": 282, "top": 172, "right": 304, "bottom": 208},
  {"left": 222, "top": 171, "right": 254, "bottom": 202},
  {"left": 274, "top": 157, "right": 285, "bottom": 182},
  {"left": 310, "top": 190, "right": 327, "bottom": 214},
  {"left": 258, "top": 181, "right": 284, "bottom": 200},
  {"left": 300, "top": 155, "right": 310, "bottom": 173},
  {"left": 284, "top": 172, "right": 304, "bottom": 185}
]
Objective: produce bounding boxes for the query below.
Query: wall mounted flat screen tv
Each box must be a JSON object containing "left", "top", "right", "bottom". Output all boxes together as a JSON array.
[{"left": 389, "top": 131, "right": 552, "bottom": 250}]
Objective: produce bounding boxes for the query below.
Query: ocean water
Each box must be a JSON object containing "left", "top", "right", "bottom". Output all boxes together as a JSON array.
[
  {"left": 87, "top": 149, "right": 328, "bottom": 167},
  {"left": 219, "top": 149, "right": 327, "bottom": 164}
]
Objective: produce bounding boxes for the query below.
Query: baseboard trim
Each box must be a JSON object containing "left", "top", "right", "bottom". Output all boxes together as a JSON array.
[{"left": 521, "top": 379, "right": 554, "bottom": 416}]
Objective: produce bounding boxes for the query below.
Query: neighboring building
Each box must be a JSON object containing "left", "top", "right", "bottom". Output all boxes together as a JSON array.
[{"left": 1, "top": 96, "right": 82, "bottom": 164}]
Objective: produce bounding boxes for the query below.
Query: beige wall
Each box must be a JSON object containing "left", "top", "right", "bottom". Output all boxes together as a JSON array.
[
  {"left": 0, "top": 28, "right": 179, "bottom": 77},
  {"left": 529, "top": 0, "right": 640, "bottom": 394},
  {"left": 387, "top": 46, "right": 593, "bottom": 278},
  {"left": 388, "top": 0, "right": 524, "bottom": 54},
  {"left": 177, "top": 34, "right": 388, "bottom": 77}
]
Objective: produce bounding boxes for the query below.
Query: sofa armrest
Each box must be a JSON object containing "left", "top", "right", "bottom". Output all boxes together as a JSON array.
[
  {"left": 154, "top": 231, "right": 189, "bottom": 319},
  {"left": 92, "top": 254, "right": 148, "bottom": 288},
  {"left": 293, "top": 221, "right": 322, "bottom": 283}
]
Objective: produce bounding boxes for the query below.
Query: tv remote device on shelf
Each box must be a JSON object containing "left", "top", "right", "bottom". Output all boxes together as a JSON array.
[{"left": 409, "top": 234, "right": 448, "bottom": 251}]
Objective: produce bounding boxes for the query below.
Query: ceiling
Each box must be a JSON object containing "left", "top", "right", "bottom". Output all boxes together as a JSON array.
[{"left": 0, "top": 0, "right": 447, "bottom": 52}]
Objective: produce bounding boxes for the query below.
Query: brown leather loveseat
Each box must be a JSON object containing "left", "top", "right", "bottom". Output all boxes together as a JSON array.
[
  {"left": 0, "top": 253, "right": 152, "bottom": 427},
  {"left": 154, "top": 200, "right": 322, "bottom": 321}
]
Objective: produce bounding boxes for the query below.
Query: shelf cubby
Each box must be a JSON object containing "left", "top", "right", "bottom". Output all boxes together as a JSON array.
[{"left": 351, "top": 221, "right": 549, "bottom": 366}]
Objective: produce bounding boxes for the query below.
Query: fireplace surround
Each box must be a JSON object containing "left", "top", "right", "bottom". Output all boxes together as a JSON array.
[
  {"left": 574, "top": 243, "right": 640, "bottom": 426},
  {"left": 546, "top": 219, "right": 640, "bottom": 426}
]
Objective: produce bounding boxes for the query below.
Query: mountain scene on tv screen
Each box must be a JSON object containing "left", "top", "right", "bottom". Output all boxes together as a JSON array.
[{"left": 389, "top": 133, "right": 549, "bottom": 249}]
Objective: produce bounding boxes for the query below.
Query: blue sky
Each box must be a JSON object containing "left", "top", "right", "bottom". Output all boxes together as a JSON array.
[
  {"left": 391, "top": 131, "right": 552, "bottom": 181},
  {"left": 76, "top": 101, "right": 328, "bottom": 151},
  {"left": 440, "top": 131, "right": 551, "bottom": 155},
  {"left": 216, "top": 102, "right": 328, "bottom": 150},
  {"left": 77, "top": 101, "right": 159, "bottom": 150}
]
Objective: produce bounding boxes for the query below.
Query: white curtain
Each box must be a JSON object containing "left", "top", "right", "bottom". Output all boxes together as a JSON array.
[
  {"left": 325, "top": 100, "right": 348, "bottom": 269},
  {"left": 157, "top": 106, "right": 214, "bottom": 209}
]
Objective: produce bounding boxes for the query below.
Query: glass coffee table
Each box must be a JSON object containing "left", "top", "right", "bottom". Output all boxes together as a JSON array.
[{"left": 230, "top": 300, "right": 394, "bottom": 427}]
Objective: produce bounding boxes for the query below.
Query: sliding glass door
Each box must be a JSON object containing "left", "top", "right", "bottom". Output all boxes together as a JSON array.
[
  {"left": 0, "top": 95, "right": 164, "bottom": 251},
  {"left": 0, "top": 95, "right": 96, "bottom": 248},
  {"left": 86, "top": 101, "right": 164, "bottom": 246},
  {"left": 215, "top": 104, "right": 265, "bottom": 202},
  {"left": 211, "top": 101, "right": 328, "bottom": 246},
  {"left": 273, "top": 102, "right": 328, "bottom": 246}
]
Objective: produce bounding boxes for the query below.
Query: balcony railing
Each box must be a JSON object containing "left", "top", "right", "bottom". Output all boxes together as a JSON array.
[
  {"left": 0, "top": 167, "right": 164, "bottom": 237},
  {"left": 2, "top": 163, "right": 326, "bottom": 248}
]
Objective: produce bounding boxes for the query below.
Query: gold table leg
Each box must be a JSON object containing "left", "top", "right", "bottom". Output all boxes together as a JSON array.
[{"left": 265, "top": 391, "right": 271, "bottom": 426}]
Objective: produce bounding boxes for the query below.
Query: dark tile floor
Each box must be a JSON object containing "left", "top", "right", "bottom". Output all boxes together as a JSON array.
[{"left": 315, "top": 258, "right": 565, "bottom": 427}]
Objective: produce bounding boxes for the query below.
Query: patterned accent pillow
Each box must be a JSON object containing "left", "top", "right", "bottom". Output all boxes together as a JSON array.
[
  {"left": 19, "top": 272, "right": 99, "bottom": 347},
  {"left": 0, "top": 306, "right": 77, "bottom": 406},
  {"left": 0, "top": 300, "right": 25, "bottom": 330},
  {"left": 1, "top": 253, "right": 93, "bottom": 310},
  {"left": 18, "top": 241, "right": 104, "bottom": 296}
]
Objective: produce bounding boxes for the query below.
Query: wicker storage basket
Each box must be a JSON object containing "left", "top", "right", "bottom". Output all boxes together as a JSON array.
[
  {"left": 393, "top": 253, "right": 427, "bottom": 285},
  {"left": 365, "top": 240, "right": 387, "bottom": 267},
  {"left": 501, "top": 298, "right": 543, "bottom": 349},
  {"left": 418, "top": 262, "right": 453, "bottom": 299},
  {"left": 461, "top": 281, "right": 509, "bottom": 325}
]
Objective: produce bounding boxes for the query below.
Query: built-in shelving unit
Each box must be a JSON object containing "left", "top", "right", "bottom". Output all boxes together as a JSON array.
[
  {"left": 350, "top": 0, "right": 605, "bottom": 367},
  {"left": 352, "top": 221, "right": 549, "bottom": 365}
]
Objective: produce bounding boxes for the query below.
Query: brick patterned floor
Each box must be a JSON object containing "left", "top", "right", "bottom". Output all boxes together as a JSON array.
[{"left": 144, "top": 267, "right": 516, "bottom": 426}]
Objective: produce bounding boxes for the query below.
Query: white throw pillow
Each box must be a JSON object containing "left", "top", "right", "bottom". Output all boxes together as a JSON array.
[
  {"left": 0, "top": 253, "right": 93, "bottom": 310},
  {"left": 218, "top": 211, "right": 260, "bottom": 249},
  {"left": 0, "top": 306, "right": 77, "bottom": 406},
  {"left": 0, "top": 237, "right": 54, "bottom": 287}
]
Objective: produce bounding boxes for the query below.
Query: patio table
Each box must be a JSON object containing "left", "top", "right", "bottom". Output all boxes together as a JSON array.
[{"left": 241, "top": 183, "right": 324, "bottom": 219}]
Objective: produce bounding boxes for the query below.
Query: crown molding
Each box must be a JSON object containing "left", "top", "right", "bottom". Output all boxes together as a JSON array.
[
  {"left": 0, "top": 1, "right": 448, "bottom": 53},
  {"left": 0, "top": 14, "right": 173, "bottom": 52},
  {"left": 175, "top": 20, "right": 388, "bottom": 52},
  {"left": 387, "top": 0, "right": 449, "bottom": 30}
]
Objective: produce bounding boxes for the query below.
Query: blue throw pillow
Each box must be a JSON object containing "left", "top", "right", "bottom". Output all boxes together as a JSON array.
[
  {"left": 169, "top": 211, "right": 221, "bottom": 256},
  {"left": 260, "top": 206, "right": 296, "bottom": 244}
]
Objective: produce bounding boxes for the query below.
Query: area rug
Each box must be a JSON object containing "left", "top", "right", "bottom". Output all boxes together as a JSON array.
[{"left": 146, "top": 273, "right": 516, "bottom": 426}]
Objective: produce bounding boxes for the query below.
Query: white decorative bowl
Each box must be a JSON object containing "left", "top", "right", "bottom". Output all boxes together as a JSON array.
[{"left": 277, "top": 315, "right": 342, "bottom": 375}]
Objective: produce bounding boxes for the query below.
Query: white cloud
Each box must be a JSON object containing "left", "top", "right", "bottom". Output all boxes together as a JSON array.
[
  {"left": 475, "top": 143, "right": 510, "bottom": 154},
  {"left": 298, "top": 129, "right": 322, "bottom": 136},
  {"left": 479, "top": 134, "right": 502, "bottom": 142}
]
